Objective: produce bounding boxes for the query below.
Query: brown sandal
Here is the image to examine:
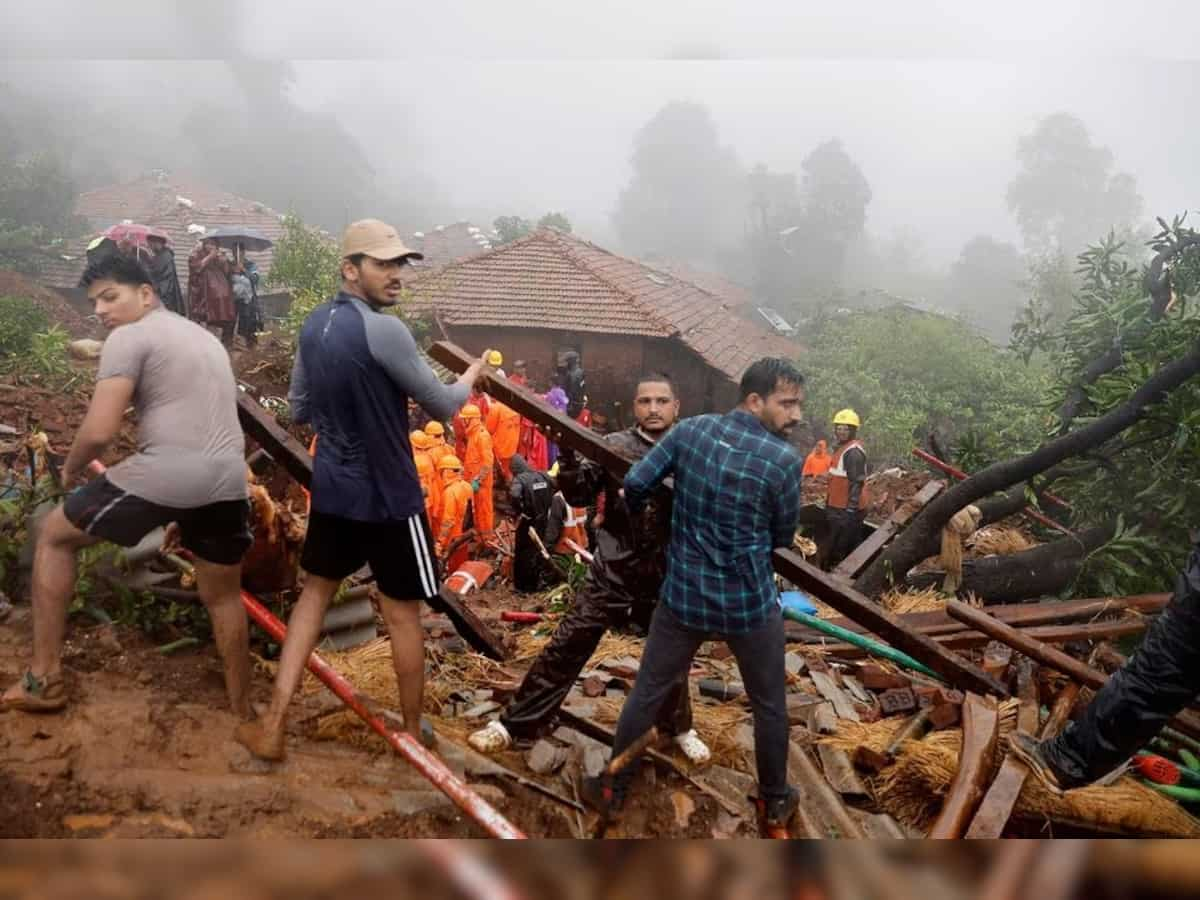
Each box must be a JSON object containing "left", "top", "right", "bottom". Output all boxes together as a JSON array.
[{"left": 2, "top": 670, "right": 68, "bottom": 712}]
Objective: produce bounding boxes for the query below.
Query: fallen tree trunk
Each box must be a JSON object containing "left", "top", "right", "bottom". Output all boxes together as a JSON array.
[
  {"left": 904, "top": 524, "right": 1115, "bottom": 604},
  {"left": 857, "top": 342, "right": 1200, "bottom": 598}
]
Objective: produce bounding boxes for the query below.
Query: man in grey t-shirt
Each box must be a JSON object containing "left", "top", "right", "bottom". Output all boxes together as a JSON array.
[{"left": 2, "top": 254, "right": 254, "bottom": 717}]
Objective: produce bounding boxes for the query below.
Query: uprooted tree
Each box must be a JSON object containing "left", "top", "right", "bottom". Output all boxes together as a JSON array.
[{"left": 855, "top": 216, "right": 1200, "bottom": 603}]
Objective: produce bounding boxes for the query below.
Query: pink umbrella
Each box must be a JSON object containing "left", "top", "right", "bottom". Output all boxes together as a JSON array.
[{"left": 101, "top": 223, "right": 171, "bottom": 249}]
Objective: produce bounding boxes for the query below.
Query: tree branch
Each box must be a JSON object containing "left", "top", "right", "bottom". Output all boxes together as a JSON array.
[{"left": 856, "top": 343, "right": 1200, "bottom": 597}]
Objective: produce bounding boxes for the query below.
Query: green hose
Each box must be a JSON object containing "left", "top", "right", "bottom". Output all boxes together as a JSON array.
[
  {"left": 782, "top": 607, "right": 943, "bottom": 682},
  {"left": 1145, "top": 781, "right": 1200, "bottom": 804},
  {"left": 1182, "top": 749, "right": 1200, "bottom": 772}
]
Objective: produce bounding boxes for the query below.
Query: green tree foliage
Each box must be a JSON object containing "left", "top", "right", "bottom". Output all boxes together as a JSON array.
[
  {"left": 493, "top": 215, "right": 533, "bottom": 245},
  {"left": 537, "top": 211, "right": 572, "bottom": 233},
  {"left": 947, "top": 235, "right": 1026, "bottom": 342},
  {"left": 804, "top": 306, "right": 1049, "bottom": 468},
  {"left": 1007, "top": 112, "right": 1144, "bottom": 258},
  {"left": 613, "top": 101, "right": 744, "bottom": 260},
  {"left": 1012, "top": 219, "right": 1200, "bottom": 595},
  {"left": 0, "top": 295, "right": 51, "bottom": 357},
  {"left": 265, "top": 214, "right": 342, "bottom": 341},
  {"left": 0, "top": 153, "right": 85, "bottom": 274}
]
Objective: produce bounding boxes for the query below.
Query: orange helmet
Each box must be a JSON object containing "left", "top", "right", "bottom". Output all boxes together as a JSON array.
[
  {"left": 424, "top": 420, "right": 445, "bottom": 437},
  {"left": 410, "top": 430, "right": 433, "bottom": 450},
  {"left": 438, "top": 454, "right": 464, "bottom": 471},
  {"left": 459, "top": 403, "right": 482, "bottom": 419}
]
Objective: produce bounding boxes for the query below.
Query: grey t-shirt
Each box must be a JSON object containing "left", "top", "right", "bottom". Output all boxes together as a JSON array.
[{"left": 98, "top": 306, "right": 247, "bottom": 508}]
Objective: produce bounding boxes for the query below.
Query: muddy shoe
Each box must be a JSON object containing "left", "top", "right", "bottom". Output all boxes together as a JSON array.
[
  {"left": 764, "top": 786, "right": 800, "bottom": 829},
  {"left": 1008, "top": 732, "right": 1066, "bottom": 795},
  {"left": 1, "top": 670, "right": 67, "bottom": 712},
  {"left": 672, "top": 729, "right": 712, "bottom": 766},
  {"left": 234, "top": 718, "right": 286, "bottom": 762},
  {"left": 468, "top": 720, "right": 512, "bottom": 754}
]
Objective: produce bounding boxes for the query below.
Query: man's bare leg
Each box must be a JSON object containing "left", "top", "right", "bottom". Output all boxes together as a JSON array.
[
  {"left": 378, "top": 595, "right": 425, "bottom": 740},
  {"left": 192, "top": 557, "right": 251, "bottom": 718},
  {"left": 234, "top": 572, "right": 340, "bottom": 759},
  {"left": 2, "top": 507, "right": 96, "bottom": 705}
]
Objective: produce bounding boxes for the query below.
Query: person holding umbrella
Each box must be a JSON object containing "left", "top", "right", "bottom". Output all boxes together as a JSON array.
[
  {"left": 145, "top": 233, "right": 184, "bottom": 316},
  {"left": 188, "top": 237, "right": 235, "bottom": 347}
]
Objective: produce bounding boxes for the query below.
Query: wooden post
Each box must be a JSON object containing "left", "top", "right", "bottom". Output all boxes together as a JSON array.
[
  {"left": 965, "top": 658, "right": 1038, "bottom": 839},
  {"left": 832, "top": 478, "right": 945, "bottom": 580},
  {"left": 929, "top": 693, "right": 1000, "bottom": 839}
]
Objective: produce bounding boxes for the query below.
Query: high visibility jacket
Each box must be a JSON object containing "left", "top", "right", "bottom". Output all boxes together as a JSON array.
[
  {"left": 553, "top": 499, "right": 589, "bottom": 555},
  {"left": 827, "top": 440, "right": 868, "bottom": 511},
  {"left": 802, "top": 440, "right": 832, "bottom": 477},
  {"left": 486, "top": 401, "right": 521, "bottom": 460},
  {"left": 437, "top": 475, "right": 473, "bottom": 553},
  {"left": 427, "top": 439, "right": 452, "bottom": 468},
  {"left": 413, "top": 448, "right": 442, "bottom": 528},
  {"left": 463, "top": 426, "right": 494, "bottom": 486}
]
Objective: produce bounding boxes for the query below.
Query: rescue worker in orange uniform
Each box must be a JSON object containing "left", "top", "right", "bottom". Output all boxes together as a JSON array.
[
  {"left": 410, "top": 429, "right": 442, "bottom": 533},
  {"left": 435, "top": 454, "right": 472, "bottom": 558},
  {"left": 424, "top": 420, "right": 452, "bottom": 467},
  {"left": 802, "top": 439, "right": 832, "bottom": 477},
  {"left": 460, "top": 403, "right": 496, "bottom": 539},
  {"left": 486, "top": 399, "right": 522, "bottom": 482},
  {"left": 826, "top": 409, "right": 868, "bottom": 567}
]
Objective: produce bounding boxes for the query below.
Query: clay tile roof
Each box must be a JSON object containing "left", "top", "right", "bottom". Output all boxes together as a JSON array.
[
  {"left": 408, "top": 229, "right": 800, "bottom": 382},
  {"left": 40, "top": 173, "right": 288, "bottom": 290},
  {"left": 408, "top": 222, "right": 494, "bottom": 271}
]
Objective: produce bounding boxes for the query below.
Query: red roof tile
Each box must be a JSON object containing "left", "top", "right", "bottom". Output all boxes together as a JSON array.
[
  {"left": 407, "top": 222, "right": 495, "bottom": 271},
  {"left": 408, "top": 229, "right": 799, "bottom": 382}
]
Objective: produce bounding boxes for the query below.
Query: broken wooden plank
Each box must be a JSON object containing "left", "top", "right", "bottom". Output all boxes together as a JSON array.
[
  {"left": 786, "top": 592, "right": 1171, "bottom": 645},
  {"left": 433, "top": 340, "right": 1007, "bottom": 698},
  {"left": 1040, "top": 683, "right": 1082, "bottom": 739},
  {"left": 810, "top": 670, "right": 861, "bottom": 723},
  {"left": 928, "top": 693, "right": 1000, "bottom": 839},
  {"left": 832, "top": 478, "right": 945, "bottom": 580},
  {"left": 805, "top": 701, "right": 838, "bottom": 736},
  {"left": 775, "top": 550, "right": 1008, "bottom": 697},
  {"left": 787, "top": 741, "right": 865, "bottom": 838},
  {"left": 817, "top": 743, "right": 869, "bottom": 797},
  {"left": 945, "top": 600, "right": 1200, "bottom": 740},
  {"left": 812, "top": 617, "right": 1150, "bottom": 659},
  {"left": 236, "top": 393, "right": 313, "bottom": 488},
  {"left": 965, "top": 657, "right": 1038, "bottom": 839}
]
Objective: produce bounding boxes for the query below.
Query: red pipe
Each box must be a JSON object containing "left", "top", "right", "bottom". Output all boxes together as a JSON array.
[
  {"left": 911, "top": 448, "right": 1075, "bottom": 537},
  {"left": 87, "top": 461, "right": 526, "bottom": 839},
  {"left": 500, "top": 611, "right": 543, "bottom": 624}
]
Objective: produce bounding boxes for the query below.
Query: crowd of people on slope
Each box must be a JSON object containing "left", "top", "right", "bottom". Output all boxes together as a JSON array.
[
  {"left": 13, "top": 214, "right": 1200, "bottom": 838},
  {"left": 81, "top": 231, "right": 264, "bottom": 350}
]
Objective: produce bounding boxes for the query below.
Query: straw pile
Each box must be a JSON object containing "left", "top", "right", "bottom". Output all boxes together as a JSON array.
[
  {"left": 880, "top": 587, "right": 946, "bottom": 614},
  {"left": 585, "top": 694, "right": 753, "bottom": 772},
  {"left": 967, "top": 526, "right": 1037, "bottom": 558},
  {"left": 821, "top": 710, "right": 1200, "bottom": 837}
]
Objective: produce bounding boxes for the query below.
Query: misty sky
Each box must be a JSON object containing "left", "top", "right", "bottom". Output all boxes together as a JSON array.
[{"left": 3, "top": 2, "right": 1199, "bottom": 265}]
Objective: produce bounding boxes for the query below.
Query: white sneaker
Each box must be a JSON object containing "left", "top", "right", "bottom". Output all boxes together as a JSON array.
[
  {"left": 673, "top": 729, "right": 712, "bottom": 766},
  {"left": 468, "top": 720, "right": 513, "bottom": 754}
]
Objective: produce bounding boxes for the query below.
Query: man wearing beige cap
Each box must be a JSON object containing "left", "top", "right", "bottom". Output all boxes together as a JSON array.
[{"left": 236, "top": 219, "right": 493, "bottom": 759}]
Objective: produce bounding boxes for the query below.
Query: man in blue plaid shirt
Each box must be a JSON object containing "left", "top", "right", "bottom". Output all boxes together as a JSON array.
[{"left": 585, "top": 358, "right": 805, "bottom": 829}]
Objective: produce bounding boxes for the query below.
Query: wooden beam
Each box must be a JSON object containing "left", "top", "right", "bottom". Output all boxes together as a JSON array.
[
  {"left": 832, "top": 478, "right": 946, "bottom": 580},
  {"left": 775, "top": 551, "right": 1009, "bottom": 696},
  {"left": 433, "top": 339, "right": 1008, "bottom": 697},
  {"left": 946, "top": 600, "right": 1200, "bottom": 741},
  {"left": 810, "top": 618, "right": 1149, "bottom": 660},
  {"left": 929, "top": 693, "right": 1000, "bottom": 839},
  {"left": 1040, "top": 683, "right": 1082, "bottom": 739},
  {"left": 965, "top": 657, "right": 1038, "bottom": 838},
  {"left": 236, "top": 393, "right": 313, "bottom": 487},
  {"left": 788, "top": 741, "right": 866, "bottom": 839}
]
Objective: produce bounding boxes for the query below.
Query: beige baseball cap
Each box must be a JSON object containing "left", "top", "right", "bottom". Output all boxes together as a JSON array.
[{"left": 341, "top": 218, "right": 424, "bottom": 261}]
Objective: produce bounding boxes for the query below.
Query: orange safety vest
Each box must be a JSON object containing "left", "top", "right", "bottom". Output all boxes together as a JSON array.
[
  {"left": 463, "top": 426, "right": 494, "bottom": 486},
  {"left": 427, "top": 440, "right": 452, "bottom": 468},
  {"left": 414, "top": 448, "right": 442, "bottom": 528},
  {"left": 554, "top": 502, "right": 589, "bottom": 555},
  {"left": 486, "top": 402, "right": 521, "bottom": 460},
  {"left": 437, "top": 477, "right": 474, "bottom": 552},
  {"left": 827, "top": 440, "right": 868, "bottom": 511}
]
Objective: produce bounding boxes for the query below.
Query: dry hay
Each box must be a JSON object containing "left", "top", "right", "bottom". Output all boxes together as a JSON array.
[
  {"left": 585, "top": 694, "right": 753, "bottom": 772},
  {"left": 967, "top": 525, "right": 1037, "bottom": 558},
  {"left": 821, "top": 709, "right": 1200, "bottom": 838},
  {"left": 880, "top": 587, "right": 946, "bottom": 614}
]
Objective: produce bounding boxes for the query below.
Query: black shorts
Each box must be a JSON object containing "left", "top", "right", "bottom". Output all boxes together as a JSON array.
[
  {"left": 63, "top": 475, "right": 252, "bottom": 566},
  {"left": 301, "top": 511, "right": 441, "bottom": 601}
]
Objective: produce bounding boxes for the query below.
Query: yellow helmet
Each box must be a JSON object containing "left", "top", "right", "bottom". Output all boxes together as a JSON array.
[
  {"left": 833, "top": 409, "right": 861, "bottom": 428},
  {"left": 410, "top": 430, "right": 433, "bottom": 450},
  {"left": 438, "top": 454, "right": 464, "bottom": 471},
  {"left": 486, "top": 350, "right": 503, "bottom": 367},
  {"left": 424, "top": 420, "right": 445, "bottom": 437},
  {"left": 459, "top": 403, "right": 482, "bottom": 419}
]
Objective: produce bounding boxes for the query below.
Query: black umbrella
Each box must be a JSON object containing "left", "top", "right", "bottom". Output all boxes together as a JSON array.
[{"left": 202, "top": 227, "right": 273, "bottom": 252}]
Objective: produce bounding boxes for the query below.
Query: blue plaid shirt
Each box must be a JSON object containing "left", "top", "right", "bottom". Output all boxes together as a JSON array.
[{"left": 624, "top": 409, "right": 802, "bottom": 635}]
